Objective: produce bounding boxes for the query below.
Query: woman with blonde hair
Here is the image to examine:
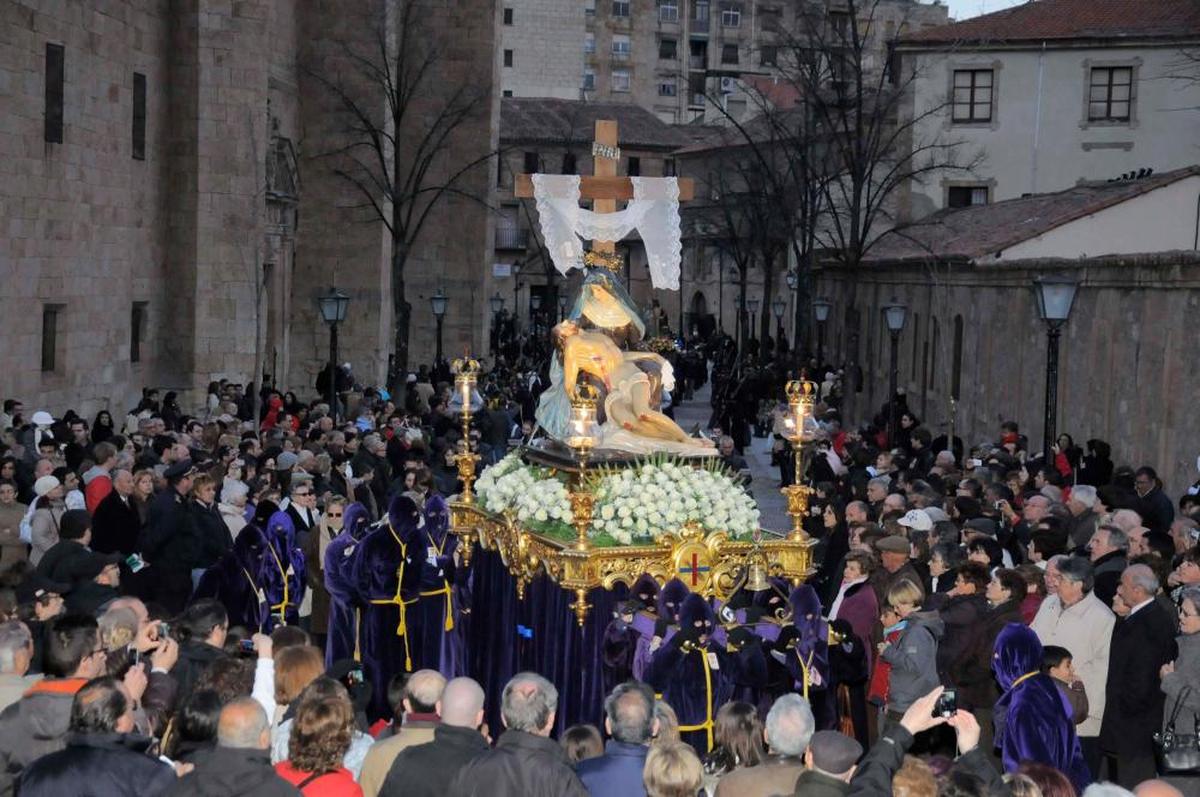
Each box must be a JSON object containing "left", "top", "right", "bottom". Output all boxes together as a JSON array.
[
  {"left": 644, "top": 742, "right": 704, "bottom": 797},
  {"left": 274, "top": 679, "right": 363, "bottom": 795},
  {"left": 652, "top": 700, "right": 681, "bottom": 747}
]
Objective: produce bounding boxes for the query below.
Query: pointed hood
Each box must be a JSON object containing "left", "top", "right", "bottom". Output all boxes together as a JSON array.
[
  {"left": 992, "top": 622, "right": 1043, "bottom": 691},
  {"left": 678, "top": 593, "right": 715, "bottom": 635},
  {"left": 387, "top": 495, "right": 423, "bottom": 540},
  {"left": 631, "top": 574, "right": 660, "bottom": 609},
  {"left": 789, "top": 584, "right": 823, "bottom": 621},
  {"left": 251, "top": 500, "right": 279, "bottom": 531},
  {"left": 341, "top": 502, "right": 371, "bottom": 541},
  {"left": 657, "top": 578, "right": 690, "bottom": 622},
  {"left": 232, "top": 522, "right": 269, "bottom": 569},
  {"left": 423, "top": 494, "right": 450, "bottom": 539},
  {"left": 265, "top": 510, "right": 295, "bottom": 551}
]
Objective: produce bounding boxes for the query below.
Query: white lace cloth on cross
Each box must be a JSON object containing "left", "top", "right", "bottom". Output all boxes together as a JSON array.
[{"left": 530, "top": 173, "right": 682, "bottom": 290}]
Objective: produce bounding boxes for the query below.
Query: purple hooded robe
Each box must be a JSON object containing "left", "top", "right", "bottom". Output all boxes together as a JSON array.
[
  {"left": 644, "top": 593, "right": 767, "bottom": 754},
  {"left": 261, "top": 511, "right": 306, "bottom": 632},
  {"left": 354, "top": 495, "right": 423, "bottom": 721},
  {"left": 410, "top": 495, "right": 467, "bottom": 678},
  {"left": 992, "top": 622, "right": 1091, "bottom": 794},
  {"left": 323, "top": 502, "right": 371, "bottom": 669},
  {"left": 195, "top": 522, "right": 270, "bottom": 633}
]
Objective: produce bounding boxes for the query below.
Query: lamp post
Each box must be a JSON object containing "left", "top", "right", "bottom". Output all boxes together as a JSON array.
[
  {"left": 1033, "top": 274, "right": 1079, "bottom": 462},
  {"left": 430, "top": 288, "right": 448, "bottom": 364},
  {"left": 772, "top": 297, "right": 786, "bottom": 347},
  {"left": 530, "top": 291, "right": 542, "bottom": 332},
  {"left": 812, "top": 297, "right": 832, "bottom": 367},
  {"left": 882, "top": 299, "right": 907, "bottom": 447},
  {"left": 786, "top": 269, "right": 799, "bottom": 362},
  {"left": 489, "top": 292, "right": 504, "bottom": 354},
  {"left": 317, "top": 287, "right": 350, "bottom": 423},
  {"left": 558, "top": 292, "right": 568, "bottom": 322},
  {"left": 512, "top": 264, "right": 522, "bottom": 333},
  {"left": 747, "top": 297, "right": 760, "bottom": 342}
]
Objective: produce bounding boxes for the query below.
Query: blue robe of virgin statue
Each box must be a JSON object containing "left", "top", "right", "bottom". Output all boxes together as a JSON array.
[
  {"left": 354, "top": 495, "right": 423, "bottom": 721},
  {"left": 323, "top": 502, "right": 371, "bottom": 669}
]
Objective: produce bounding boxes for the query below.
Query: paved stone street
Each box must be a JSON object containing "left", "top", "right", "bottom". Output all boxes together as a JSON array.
[{"left": 673, "top": 383, "right": 791, "bottom": 535}]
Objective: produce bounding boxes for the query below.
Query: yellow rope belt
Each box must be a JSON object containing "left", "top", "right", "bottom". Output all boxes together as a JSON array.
[
  {"left": 677, "top": 647, "right": 715, "bottom": 751},
  {"left": 419, "top": 583, "right": 455, "bottom": 632},
  {"left": 266, "top": 545, "right": 289, "bottom": 624},
  {"left": 353, "top": 607, "right": 361, "bottom": 662},
  {"left": 797, "top": 649, "right": 815, "bottom": 701},
  {"left": 367, "top": 528, "right": 414, "bottom": 671}
]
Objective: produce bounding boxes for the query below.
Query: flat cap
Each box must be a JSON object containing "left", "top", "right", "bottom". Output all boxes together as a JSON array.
[
  {"left": 163, "top": 459, "right": 196, "bottom": 481},
  {"left": 875, "top": 535, "right": 911, "bottom": 554}
]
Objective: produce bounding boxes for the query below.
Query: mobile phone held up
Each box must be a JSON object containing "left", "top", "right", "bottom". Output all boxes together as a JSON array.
[{"left": 933, "top": 688, "right": 958, "bottom": 718}]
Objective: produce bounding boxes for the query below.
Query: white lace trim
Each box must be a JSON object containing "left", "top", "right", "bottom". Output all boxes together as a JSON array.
[{"left": 529, "top": 173, "right": 682, "bottom": 290}]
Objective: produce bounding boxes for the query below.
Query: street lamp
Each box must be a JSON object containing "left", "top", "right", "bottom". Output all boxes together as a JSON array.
[
  {"left": 772, "top": 297, "right": 786, "bottom": 347},
  {"left": 747, "top": 297, "right": 760, "bottom": 342},
  {"left": 558, "top": 292, "right": 568, "bottom": 321},
  {"left": 1033, "top": 274, "right": 1079, "bottom": 461},
  {"left": 812, "top": 297, "right": 832, "bottom": 366},
  {"left": 530, "top": 291, "right": 542, "bottom": 327},
  {"left": 317, "top": 287, "right": 350, "bottom": 422},
  {"left": 488, "top": 292, "right": 504, "bottom": 354},
  {"left": 882, "top": 298, "right": 907, "bottom": 446},
  {"left": 430, "top": 288, "right": 448, "bottom": 363}
]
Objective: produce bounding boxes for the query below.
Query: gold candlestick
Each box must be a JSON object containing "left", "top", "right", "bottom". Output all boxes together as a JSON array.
[
  {"left": 453, "top": 356, "right": 480, "bottom": 504},
  {"left": 780, "top": 380, "right": 817, "bottom": 543}
]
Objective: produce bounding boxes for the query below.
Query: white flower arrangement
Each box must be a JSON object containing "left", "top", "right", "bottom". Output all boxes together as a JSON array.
[{"left": 476, "top": 452, "right": 760, "bottom": 547}]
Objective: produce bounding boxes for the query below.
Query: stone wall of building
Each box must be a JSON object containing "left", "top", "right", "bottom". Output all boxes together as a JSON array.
[
  {"left": 501, "top": 0, "right": 583, "bottom": 99},
  {"left": 815, "top": 254, "right": 1200, "bottom": 495}
]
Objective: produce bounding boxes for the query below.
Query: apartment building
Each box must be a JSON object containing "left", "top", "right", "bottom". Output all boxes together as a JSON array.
[
  {"left": 895, "top": 0, "right": 1200, "bottom": 215},
  {"left": 501, "top": 1, "right": 948, "bottom": 124}
]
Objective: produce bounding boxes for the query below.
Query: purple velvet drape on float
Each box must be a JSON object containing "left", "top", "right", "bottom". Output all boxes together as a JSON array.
[{"left": 466, "top": 549, "right": 627, "bottom": 733}]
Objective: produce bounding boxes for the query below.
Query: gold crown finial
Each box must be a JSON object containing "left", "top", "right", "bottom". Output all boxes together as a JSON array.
[
  {"left": 584, "top": 250, "right": 624, "bottom": 273},
  {"left": 570, "top": 383, "right": 600, "bottom": 407},
  {"left": 452, "top": 356, "right": 480, "bottom": 377},
  {"left": 785, "top": 380, "right": 817, "bottom": 403}
]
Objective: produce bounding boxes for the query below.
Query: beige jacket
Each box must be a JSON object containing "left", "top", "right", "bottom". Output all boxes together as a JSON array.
[
  {"left": 358, "top": 720, "right": 438, "bottom": 797},
  {"left": 1031, "top": 592, "right": 1115, "bottom": 737}
]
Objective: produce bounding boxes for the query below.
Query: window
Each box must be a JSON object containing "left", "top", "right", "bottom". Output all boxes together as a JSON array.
[
  {"left": 1089, "top": 66, "right": 1132, "bottom": 122},
  {"left": 131, "top": 302, "right": 147, "bottom": 363},
  {"left": 583, "top": 69, "right": 596, "bottom": 91},
  {"left": 664, "top": 158, "right": 677, "bottom": 176},
  {"left": 132, "top": 72, "right": 146, "bottom": 161},
  {"left": 503, "top": 49, "right": 513, "bottom": 67},
  {"left": 562, "top": 153, "right": 577, "bottom": 174},
  {"left": 760, "top": 45, "right": 777, "bottom": 66},
  {"left": 41, "top": 304, "right": 62, "bottom": 372},
  {"left": 586, "top": 0, "right": 596, "bottom": 15},
  {"left": 694, "top": 0, "right": 710, "bottom": 24},
  {"left": 502, "top": 89, "right": 513, "bottom": 97},
  {"left": 45, "top": 43, "right": 64, "bottom": 144},
  {"left": 721, "top": 2, "right": 741, "bottom": 27},
  {"left": 722, "top": 44, "right": 739, "bottom": 64},
  {"left": 585, "top": 33, "right": 596, "bottom": 53},
  {"left": 612, "top": 0, "right": 630, "bottom": 17},
  {"left": 523, "top": 152, "right": 539, "bottom": 174},
  {"left": 829, "top": 11, "right": 850, "bottom": 38},
  {"left": 503, "top": 7, "right": 513, "bottom": 24},
  {"left": 627, "top": 156, "right": 641, "bottom": 176},
  {"left": 947, "top": 185, "right": 989, "bottom": 208},
  {"left": 659, "top": 80, "right": 677, "bottom": 96},
  {"left": 659, "top": 38, "right": 677, "bottom": 59},
  {"left": 659, "top": 0, "right": 679, "bottom": 22},
  {"left": 612, "top": 70, "right": 631, "bottom": 92},
  {"left": 612, "top": 35, "right": 630, "bottom": 60},
  {"left": 951, "top": 69, "right": 993, "bottom": 123}
]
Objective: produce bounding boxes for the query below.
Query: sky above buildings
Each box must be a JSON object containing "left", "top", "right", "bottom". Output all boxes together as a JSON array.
[{"left": 944, "top": 0, "right": 1026, "bottom": 21}]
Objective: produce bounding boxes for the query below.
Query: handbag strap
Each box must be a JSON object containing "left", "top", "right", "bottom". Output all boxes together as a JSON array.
[{"left": 1166, "top": 686, "right": 1192, "bottom": 731}]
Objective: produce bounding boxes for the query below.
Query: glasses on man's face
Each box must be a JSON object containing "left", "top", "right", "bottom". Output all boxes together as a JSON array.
[
  {"left": 327, "top": 512, "right": 343, "bottom": 518},
  {"left": 294, "top": 491, "right": 312, "bottom": 497}
]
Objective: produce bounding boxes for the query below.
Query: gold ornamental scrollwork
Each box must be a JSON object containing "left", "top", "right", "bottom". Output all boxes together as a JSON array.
[{"left": 448, "top": 503, "right": 815, "bottom": 625}]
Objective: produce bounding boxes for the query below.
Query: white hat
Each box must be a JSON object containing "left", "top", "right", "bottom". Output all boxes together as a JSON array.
[
  {"left": 31, "top": 411, "right": 54, "bottom": 426},
  {"left": 33, "top": 475, "right": 61, "bottom": 497},
  {"left": 897, "top": 509, "right": 933, "bottom": 532}
]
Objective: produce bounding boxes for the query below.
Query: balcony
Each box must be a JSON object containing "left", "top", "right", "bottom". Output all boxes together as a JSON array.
[
  {"left": 689, "top": 54, "right": 707, "bottom": 70},
  {"left": 689, "top": 93, "right": 706, "bottom": 108},
  {"left": 495, "top": 227, "right": 529, "bottom": 250}
]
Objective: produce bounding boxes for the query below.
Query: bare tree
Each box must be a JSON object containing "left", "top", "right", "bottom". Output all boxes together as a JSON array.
[{"left": 309, "top": 1, "right": 494, "bottom": 387}]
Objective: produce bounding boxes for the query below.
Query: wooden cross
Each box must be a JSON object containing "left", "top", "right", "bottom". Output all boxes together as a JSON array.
[{"left": 514, "top": 119, "right": 695, "bottom": 257}]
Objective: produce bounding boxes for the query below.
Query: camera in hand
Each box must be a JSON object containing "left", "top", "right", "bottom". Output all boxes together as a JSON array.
[{"left": 933, "top": 688, "right": 957, "bottom": 718}]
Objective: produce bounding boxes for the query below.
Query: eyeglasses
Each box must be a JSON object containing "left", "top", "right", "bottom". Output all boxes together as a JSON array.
[
  {"left": 294, "top": 491, "right": 312, "bottom": 497},
  {"left": 327, "top": 512, "right": 343, "bottom": 518}
]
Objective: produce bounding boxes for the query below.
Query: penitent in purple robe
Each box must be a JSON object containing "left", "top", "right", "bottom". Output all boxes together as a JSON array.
[
  {"left": 195, "top": 522, "right": 270, "bottom": 633},
  {"left": 354, "top": 496, "right": 423, "bottom": 721},
  {"left": 644, "top": 594, "right": 767, "bottom": 754},
  {"left": 323, "top": 502, "right": 371, "bottom": 670},
  {"left": 261, "top": 511, "right": 306, "bottom": 632},
  {"left": 409, "top": 495, "right": 468, "bottom": 678},
  {"left": 632, "top": 577, "right": 689, "bottom": 681}
]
